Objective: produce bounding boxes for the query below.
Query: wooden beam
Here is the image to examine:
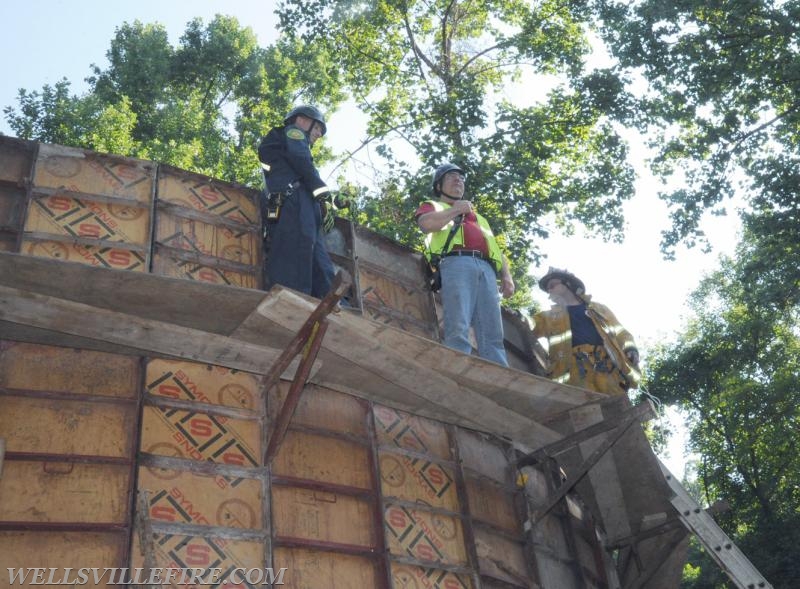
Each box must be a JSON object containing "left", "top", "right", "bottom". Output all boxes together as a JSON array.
[
  {"left": 241, "top": 287, "right": 563, "bottom": 448},
  {"left": 517, "top": 401, "right": 655, "bottom": 468},
  {"left": 529, "top": 407, "right": 645, "bottom": 524},
  {"left": 0, "top": 285, "right": 292, "bottom": 376}
]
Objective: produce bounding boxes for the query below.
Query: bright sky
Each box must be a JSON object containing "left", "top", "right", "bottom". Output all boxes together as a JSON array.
[{"left": 1, "top": 1, "right": 739, "bottom": 476}]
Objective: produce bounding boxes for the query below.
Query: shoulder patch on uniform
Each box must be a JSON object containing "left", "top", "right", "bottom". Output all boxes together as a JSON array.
[{"left": 286, "top": 127, "right": 306, "bottom": 141}]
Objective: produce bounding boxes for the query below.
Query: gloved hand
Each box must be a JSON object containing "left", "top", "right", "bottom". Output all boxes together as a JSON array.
[
  {"left": 332, "top": 190, "right": 354, "bottom": 210},
  {"left": 321, "top": 201, "right": 337, "bottom": 233}
]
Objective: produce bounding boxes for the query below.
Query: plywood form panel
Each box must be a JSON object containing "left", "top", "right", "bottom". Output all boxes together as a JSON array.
[
  {"left": 25, "top": 193, "right": 150, "bottom": 244},
  {"left": 390, "top": 563, "right": 473, "bottom": 589},
  {"left": 23, "top": 144, "right": 153, "bottom": 269},
  {"left": 130, "top": 533, "right": 266, "bottom": 581},
  {"left": 0, "top": 396, "right": 133, "bottom": 457},
  {"left": 358, "top": 264, "right": 436, "bottom": 338},
  {"left": 20, "top": 239, "right": 147, "bottom": 271},
  {"left": 138, "top": 468, "right": 262, "bottom": 530},
  {"left": 454, "top": 428, "right": 512, "bottom": 485},
  {"left": 0, "top": 342, "right": 138, "bottom": 398},
  {"left": 270, "top": 383, "right": 367, "bottom": 438},
  {"left": 272, "top": 486, "right": 375, "bottom": 548},
  {"left": 146, "top": 358, "right": 261, "bottom": 412},
  {"left": 274, "top": 547, "right": 379, "bottom": 589},
  {"left": 0, "top": 461, "right": 129, "bottom": 523},
  {"left": 33, "top": 144, "right": 154, "bottom": 203},
  {"left": 272, "top": 431, "right": 372, "bottom": 490},
  {"left": 140, "top": 406, "right": 261, "bottom": 467},
  {"left": 155, "top": 211, "right": 258, "bottom": 264},
  {"left": 464, "top": 476, "right": 521, "bottom": 534},
  {"left": 374, "top": 405, "right": 451, "bottom": 460},
  {"left": 151, "top": 254, "right": 258, "bottom": 288},
  {"left": 0, "top": 531, "right": 126, "bottom": 586},
  {"left": 379, "top": 452, "right": 459, "bottom": 511},
  {"left": 156, "top": 169, "right": 259, "bottom": 225},
  {"left": 472, "top": 527, "right": 530, "bottom": 587},
  {"left": 385, "top": 505, "right": 467, "bottom": 566}
]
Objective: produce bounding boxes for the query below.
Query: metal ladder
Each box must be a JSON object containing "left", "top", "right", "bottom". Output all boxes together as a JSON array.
[{"left": 659, "top": 460, "right": 773, "bottom": 589}]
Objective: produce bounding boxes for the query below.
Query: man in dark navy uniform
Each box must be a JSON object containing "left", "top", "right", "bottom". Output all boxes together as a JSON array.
[{"left": 258, "top": 105, "right": 336, "bottom": 298}]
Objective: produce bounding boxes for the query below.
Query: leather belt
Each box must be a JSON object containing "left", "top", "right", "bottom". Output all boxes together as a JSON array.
[{"left": 444, "top": 249, "right": 486, "bottom": 260}]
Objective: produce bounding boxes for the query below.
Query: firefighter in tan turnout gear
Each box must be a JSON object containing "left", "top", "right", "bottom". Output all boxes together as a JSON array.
[{"left": 533, "top": 268, "right": 640, "bottom": 395}]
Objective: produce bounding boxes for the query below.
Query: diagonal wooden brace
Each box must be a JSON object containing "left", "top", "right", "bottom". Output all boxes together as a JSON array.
[
  {"left": 525, "top": 401, "right": 654, "bottom": 525},
  {"left": 262, "top": 271, "right": 351, "bottom": 465},
  {"left": 517, "top": 400, "right": 655, "bottom": 468},
  {"left": 259, "top": 270, "right": 351, "bottom": 395}
]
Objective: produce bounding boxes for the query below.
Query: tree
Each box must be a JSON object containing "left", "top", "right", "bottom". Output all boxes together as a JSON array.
[
  {"left": 645, "top": 225, "right": 800, "bottom": 588},
  {"left": 3, "top": 16, "right": 346, "bottom": 186},
  {"left": 593, "top": 0, "right": 800, "bottom": 265},
  {"left": 277, "top": 0, "right": 638, "bottom": 306}
]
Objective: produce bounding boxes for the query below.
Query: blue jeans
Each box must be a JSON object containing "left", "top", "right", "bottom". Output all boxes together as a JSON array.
[{"left": 440, "top": 256, "right": 508, "bottom": 366}]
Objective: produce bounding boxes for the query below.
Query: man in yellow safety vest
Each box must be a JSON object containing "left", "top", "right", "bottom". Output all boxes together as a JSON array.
[{"left": 416, "top": 163, "right": 515, "bottom": 366}]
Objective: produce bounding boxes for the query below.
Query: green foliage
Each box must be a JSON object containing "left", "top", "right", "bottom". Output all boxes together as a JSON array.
[
  {"left": 278, "top": 0, "right": 638, "bottom": 306},
  {"left": 594, "top": 0, "right": 800, "bottom": 266},
  {"left": 3, "top": 15, "right": 345, "bottom": 188},
  {"left": 646, "top": 226, "right": 800, "bottom": 588}
]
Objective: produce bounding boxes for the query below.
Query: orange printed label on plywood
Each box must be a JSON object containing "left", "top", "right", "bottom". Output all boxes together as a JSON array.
[
  {"left": 373, "top": 405, "right": 451, "bottom": 459},
  {"left": 131, "top": 533, "right": 265, "bottom": 584},
  {"left": 379, "top": 453, "right": 458, "bottom": 510},
  {"left": 35, "top": 147, "right": 153, "bottom": 203},
  {"left": 151, "top": 255, "right": 258, "bottom": 288},
  {"left": 385, "top": 506, "right": 466, "bottom": 566},
  {"left": 26, "top": 194, "right": 149, "bottom": 244},
  {"left": 146, "top": 359, "right": 261, "bottom": 412},
  {"left": 158, "top": 173, "right": 258, "bottom": 224},
  {"left": 22, "top": 238, "right": 147, "bottom": 271},
  {"left": 141, "top": 406, "right": 261, "bottom": 470},
  {"left": 139, "top": 468, "right": 262, "bottom": 529},
  {"left": 155, "top": 213, "right": 257, "bottom": 264},
  {"left": 391, "top": 563, "right": 473, "bottom": 589}
]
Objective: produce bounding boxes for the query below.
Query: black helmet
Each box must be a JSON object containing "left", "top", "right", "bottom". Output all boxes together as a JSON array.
[
  {"left": 538, "top": 267, "right": 586, "bottom": 295},
  {"left": 284, "top": 105, "right": 327, "bottom": 135},
  {"left": 431, "top": 163, "right": 465, "bottom": 196}
]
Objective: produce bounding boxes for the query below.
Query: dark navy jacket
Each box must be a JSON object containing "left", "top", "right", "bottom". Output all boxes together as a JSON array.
[{"left": 258, "top": 124, "right": 329, "bottom": 199}]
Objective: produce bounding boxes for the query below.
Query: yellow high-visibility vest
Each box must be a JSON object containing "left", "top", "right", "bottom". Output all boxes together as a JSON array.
[{"left": 421, "top": 200, "right": 504, "bottom": 274}]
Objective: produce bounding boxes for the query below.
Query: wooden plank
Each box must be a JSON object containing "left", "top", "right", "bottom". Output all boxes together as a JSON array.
[
  {"left": 0, "top": 251, "right": 266, "bottom": 333},
  {"left": 272, "top": 383, "right": 368, "bottom": 437},
  {"left": 0, "top": 285, "right": 293, "bottom": 376},
  {"left": 239, "top": 289, "right": 563, "bottom": 448}
]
